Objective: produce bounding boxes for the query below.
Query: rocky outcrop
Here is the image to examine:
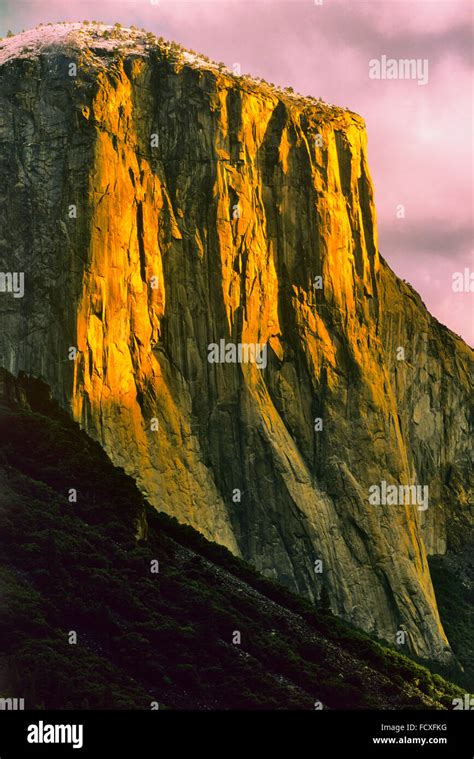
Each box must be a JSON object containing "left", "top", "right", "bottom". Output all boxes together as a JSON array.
[{"left": 0, "top": 24, "right": 472, "bottom": 662}]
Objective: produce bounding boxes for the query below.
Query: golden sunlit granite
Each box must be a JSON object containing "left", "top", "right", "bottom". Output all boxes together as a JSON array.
[{"left": 0, "top": 24, "right": 472, "bottom": 663}]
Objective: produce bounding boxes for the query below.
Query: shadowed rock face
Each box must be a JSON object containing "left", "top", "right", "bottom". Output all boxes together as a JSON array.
[{"left": 0, "top": 24, "right": 472, "bottom": 663}]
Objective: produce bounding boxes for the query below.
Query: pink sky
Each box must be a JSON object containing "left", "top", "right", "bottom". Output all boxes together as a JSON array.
[{"left": 2, "top": 0, "right": 473, "bottom": 344}]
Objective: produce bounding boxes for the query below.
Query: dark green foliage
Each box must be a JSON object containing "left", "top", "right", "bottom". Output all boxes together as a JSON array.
[
  {"left": 429, "top": 556, "right": 474, "bottom": 690},
  {"left": 0, "top": 376, "right": 464, "bottom": 710}
]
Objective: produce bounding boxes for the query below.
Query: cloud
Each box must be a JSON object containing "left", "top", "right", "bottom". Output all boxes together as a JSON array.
[{"left": 2, "top": 0, "right": 472, "bottom": 344}]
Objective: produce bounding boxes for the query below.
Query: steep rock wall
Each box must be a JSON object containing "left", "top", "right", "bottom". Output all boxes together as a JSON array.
[{"left": 0, "top": 25, "right": 472, "bottom": 662}]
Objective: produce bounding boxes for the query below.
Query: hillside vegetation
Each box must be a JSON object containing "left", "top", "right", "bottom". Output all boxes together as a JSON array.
[{"left": 0, "top": 372, "right": 465, "bottom": 710}]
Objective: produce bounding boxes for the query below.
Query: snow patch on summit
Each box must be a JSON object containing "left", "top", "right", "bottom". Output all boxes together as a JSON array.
[{"left": 0, "top": 23, "right": 149, "bottom": 66}]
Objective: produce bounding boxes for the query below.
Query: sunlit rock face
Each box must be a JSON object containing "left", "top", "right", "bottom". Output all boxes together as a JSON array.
[{"left": 0, "top": 25, "right": 472, "bottom": 662}]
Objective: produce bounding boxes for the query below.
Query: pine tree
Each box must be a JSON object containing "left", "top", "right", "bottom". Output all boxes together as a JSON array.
[{"left": 318, "top": 584, "right": 332, "bottom": 614}]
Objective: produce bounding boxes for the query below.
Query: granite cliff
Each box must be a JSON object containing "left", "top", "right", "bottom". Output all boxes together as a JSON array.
[{"left": 0, "top": 24, "right": 472, "bottom": 663}]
